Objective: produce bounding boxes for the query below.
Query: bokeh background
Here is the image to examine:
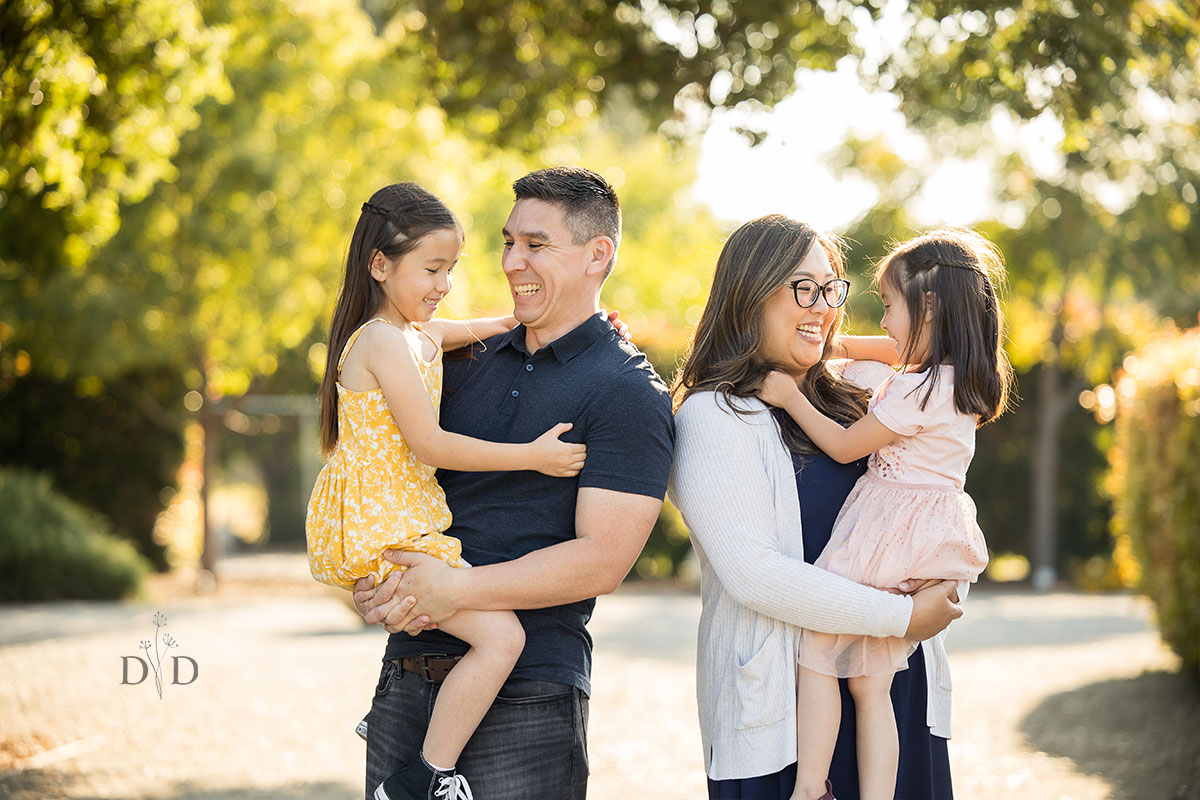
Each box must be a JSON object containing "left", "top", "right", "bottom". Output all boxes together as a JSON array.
[{"left": 2, "top": 4, "right": 1199, "bottom": 793}]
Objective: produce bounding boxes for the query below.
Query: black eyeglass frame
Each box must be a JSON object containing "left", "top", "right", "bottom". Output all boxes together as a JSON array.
[{"left": 787, "top": 278, "right": 851, "bottom": 309}]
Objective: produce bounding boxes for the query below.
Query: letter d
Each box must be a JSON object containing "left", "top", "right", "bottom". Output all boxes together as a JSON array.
[
  {"left": 172, "top": 656, "right": 199, "bottom": 686},
  {"left": 121, "top": 656, "right": 148, "bottom": 685}
]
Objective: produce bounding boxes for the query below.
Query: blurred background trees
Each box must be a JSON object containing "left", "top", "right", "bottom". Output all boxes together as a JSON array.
[{"left": 2, "top": 0, "right": 1197, "bottom": 601}]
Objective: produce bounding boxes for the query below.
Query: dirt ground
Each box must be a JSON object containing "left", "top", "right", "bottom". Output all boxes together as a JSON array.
[{"left": 1, "top": 552, "right": 1197, "bottom": 800}]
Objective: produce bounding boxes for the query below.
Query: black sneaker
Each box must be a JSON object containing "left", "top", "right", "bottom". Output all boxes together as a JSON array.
[{"left": 374, "top": 755, "right": 474, "bottom": 800}]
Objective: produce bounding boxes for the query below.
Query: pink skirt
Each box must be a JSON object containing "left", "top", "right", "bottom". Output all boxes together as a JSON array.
[{"left": 799, "top": 472, "right": 988, "bottom": 678}]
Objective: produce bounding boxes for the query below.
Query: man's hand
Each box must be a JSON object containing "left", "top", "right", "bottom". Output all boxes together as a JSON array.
[
  {"left": 382, "top": 550, "right": 465, "bottom": 633},
  {"left": 903, "top": 579, "right": 962, "bottom": 640},
  {"left": 352, "top": 571, "right": 430, "bottom": 635}
]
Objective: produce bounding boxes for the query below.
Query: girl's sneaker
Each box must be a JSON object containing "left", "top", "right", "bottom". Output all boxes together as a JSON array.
[{"left": 374, "top": 754, "right": 473, "bottom": 800}]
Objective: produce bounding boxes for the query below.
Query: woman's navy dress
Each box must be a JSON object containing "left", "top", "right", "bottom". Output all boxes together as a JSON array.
[{"left": 707, "top": 452, "right": 953, "bottom": 800}]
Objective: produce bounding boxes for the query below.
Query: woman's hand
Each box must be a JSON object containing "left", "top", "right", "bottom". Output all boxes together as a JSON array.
[
  {"left": 904, "top": 579, "right": 962, "bottom": 640},
  {"left": 756, "top": 370, "right": 802, "bottom": 409},
  {"left": 528, "top": 422, "right": 587, "bottom": 477},
  {"left": 605, "top": 309, "right": 630, "bottom": 341}
]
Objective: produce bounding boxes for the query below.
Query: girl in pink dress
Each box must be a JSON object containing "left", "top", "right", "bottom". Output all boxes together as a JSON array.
[{"left": 757, "top": 228, "right": 1014, "bottom": 800}]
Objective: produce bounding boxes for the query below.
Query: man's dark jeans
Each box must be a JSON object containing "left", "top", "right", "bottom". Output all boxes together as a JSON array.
[{"left": 364, "top": 660, "right": 589, "bottom": 800}]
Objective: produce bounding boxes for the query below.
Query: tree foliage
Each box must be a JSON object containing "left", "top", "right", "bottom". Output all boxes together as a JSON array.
[
  {"left": 22, "top": 0, "right": 482, "bottom": 398},
  {"left": 369, "top": 0, "right": 855, "bottom": 147},
  {"left": 862, "top": 2, "right": 1200, "bottom": 322},
  {"left": 0, "top": 0, "right": 228, "bottom": 271}
]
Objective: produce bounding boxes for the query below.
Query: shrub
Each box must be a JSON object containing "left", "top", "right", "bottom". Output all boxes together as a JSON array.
[
  {"left": 0, "top": 469, "right": 150, "bottom": 601},
  {"left": 634, "top": 499, "right": 692, "bottom": 580},
  {"left": 0, "top": 369, "right": 187, "bottom": 569},
  {"left": 1106, "top": 322, "right": 1200, "bottom": 674}
]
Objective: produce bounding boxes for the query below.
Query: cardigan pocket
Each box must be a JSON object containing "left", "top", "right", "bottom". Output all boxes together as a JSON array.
[{"left": 732, "top": 630, "right": 790, "bottom": 730}]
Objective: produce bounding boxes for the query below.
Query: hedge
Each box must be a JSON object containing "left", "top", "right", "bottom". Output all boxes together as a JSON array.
[
  {"left": 1106, "top": 322, "right": 1200, "bottom": 675},
  {"left": 0, "top": 369, "right": 186, "bottom": 569},
  {"left": 0, "top": 469, "right": 150, "bottom": 601}
]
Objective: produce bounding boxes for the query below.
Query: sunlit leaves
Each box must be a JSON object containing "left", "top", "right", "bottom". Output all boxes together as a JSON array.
[
  {"left": 878, "top": 1, "right": 1200, "bottom": 207},
  {"left": 370, "top": 0, "right": 855, "bottom": 149},
  {"left": 0, "top": 0, "right": 230, "bottom": 264},
  {"left": 0, "top": 0, "right": 230, "bottom": 391}
]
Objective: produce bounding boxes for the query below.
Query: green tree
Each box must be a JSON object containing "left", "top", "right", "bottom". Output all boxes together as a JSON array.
[
  {"left": 0, "top": 0, "right": 227, "bottom": 559},
  {"left": 367, "top": 0, "right": 856, "bottom": 148},
  {"left": 0, "top": 0, "right": 228, "bottom": 377},
  {"left": 88, "top": 0, "right": 487, "bottom": 568}
]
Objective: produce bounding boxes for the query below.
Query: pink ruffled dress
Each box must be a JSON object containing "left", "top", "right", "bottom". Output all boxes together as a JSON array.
[{"left": 799, "top": 367, "right": 989, "bottom": 678}]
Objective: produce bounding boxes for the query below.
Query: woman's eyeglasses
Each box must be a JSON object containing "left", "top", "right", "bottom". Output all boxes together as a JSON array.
[{"left": 787, "top": 278, "right": 850, "bottom": 309}]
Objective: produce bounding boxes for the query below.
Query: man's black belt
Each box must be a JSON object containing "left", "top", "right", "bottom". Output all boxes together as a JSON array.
[{"left": 392, "top": 654, "right": 462, "bottom": 682}]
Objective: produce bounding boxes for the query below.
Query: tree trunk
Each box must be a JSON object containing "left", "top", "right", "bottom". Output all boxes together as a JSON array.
[
  {"left": 1030, "top": 321, "right": 1070, "bottom": 591},
  {"left": 199, "top": 401, "right": 222, "bottom": 582}
]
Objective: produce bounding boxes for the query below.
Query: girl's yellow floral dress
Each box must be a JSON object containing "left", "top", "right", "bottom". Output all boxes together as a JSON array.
[{"left": 306, "top": 318, "right": 467, "bottom": 590}]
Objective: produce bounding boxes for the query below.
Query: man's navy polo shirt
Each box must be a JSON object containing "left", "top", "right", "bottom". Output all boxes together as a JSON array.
[{"left": 383, "top": 311, "right": 675, "bottom": 694}]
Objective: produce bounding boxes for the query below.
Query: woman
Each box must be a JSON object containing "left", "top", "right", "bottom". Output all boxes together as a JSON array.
[{"left": 669, "top": 215, "right": 963, "bottom": 800}]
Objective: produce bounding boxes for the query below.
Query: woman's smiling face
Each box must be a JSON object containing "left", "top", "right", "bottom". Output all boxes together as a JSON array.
[{"left": 757, "top": 242, "right": 839, "bottom": 378}]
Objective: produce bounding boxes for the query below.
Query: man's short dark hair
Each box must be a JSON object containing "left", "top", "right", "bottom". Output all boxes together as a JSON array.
[{"left": 513, "top": 167, "right": 622, "bottom": 276}]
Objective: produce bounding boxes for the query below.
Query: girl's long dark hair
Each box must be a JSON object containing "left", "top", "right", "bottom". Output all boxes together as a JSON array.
[
  {"left": 318, "top": 183, "right": 459, "bottom": 455},
  {"left": 672, "top": 215, "right": 870, "bottom": 458},
  {"left": 875, "top": 228, "right": 1014, "bottom": 425}
]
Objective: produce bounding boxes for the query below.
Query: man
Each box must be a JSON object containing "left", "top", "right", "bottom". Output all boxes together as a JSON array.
[{"left": 354, "top": 166, "right": 675, "bottom": 799}]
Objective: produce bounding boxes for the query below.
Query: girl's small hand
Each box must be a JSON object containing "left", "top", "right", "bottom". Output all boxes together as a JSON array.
[
  {"left": 530, "top": 422, "right": 587, "bottom": 477},
  {"left": 757, "top": 370, "right": 802, "bottom": 409},
  {"left": 605, "top": 308, "right": 630, "bottom": 341}
]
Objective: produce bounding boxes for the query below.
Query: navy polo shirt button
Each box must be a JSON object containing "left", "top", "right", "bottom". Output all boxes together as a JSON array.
[
  {"left": 511, "top": 390, "right": 519, "bottom": 397},
  {"left": 525, "top": 364, "right": 534, "bottom": 371}
]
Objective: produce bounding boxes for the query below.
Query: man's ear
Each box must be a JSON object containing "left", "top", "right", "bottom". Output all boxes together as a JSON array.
[
  {"left": 369, "top": 250, "right": 389, "bottom": 281},
  {"left": 584, "top": 236, "right": 616, "bottom": 277}
]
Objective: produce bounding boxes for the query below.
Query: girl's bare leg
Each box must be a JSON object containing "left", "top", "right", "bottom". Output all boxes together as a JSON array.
[
  {"left": 419, "top": 609, "right": 525, "bottom": 768},
  {"left": 847, "top": 673, "right": 898, "bottom": 800},
  {"left": 793, "top": 666, "right": 841, "bottom": 800}
]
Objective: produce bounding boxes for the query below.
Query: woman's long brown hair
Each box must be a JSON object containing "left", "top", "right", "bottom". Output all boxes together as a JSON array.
[
  {"left": 672, "top": 215, "right": 870, "bottom": 458},
  {"left": 318, "top": 183, "right": 459, "bottom": 455}
]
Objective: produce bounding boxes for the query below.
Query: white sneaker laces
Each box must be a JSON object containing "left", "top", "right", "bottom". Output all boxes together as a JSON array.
[{"left": 433, "top": 773, "right": 473, "bottom": 800}]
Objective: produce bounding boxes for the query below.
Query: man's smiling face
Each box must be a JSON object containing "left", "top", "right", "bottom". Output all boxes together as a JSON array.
[{"left": 501, "top": 198, "right": 597, "bottom": 346}]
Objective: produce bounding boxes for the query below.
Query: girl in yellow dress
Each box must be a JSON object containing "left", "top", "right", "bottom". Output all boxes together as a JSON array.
[{"left": 306, "top": 183, "right": 586, "bottom": 799}]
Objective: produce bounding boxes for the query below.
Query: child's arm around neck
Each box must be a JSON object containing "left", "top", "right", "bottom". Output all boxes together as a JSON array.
[
  {"left": 422, "top": 316, "right": 518, "bottom": 351},
  {"left": 834, "top": 334, "right": 901, "bottom": 365},
  {"left": 357, "top": 321, "right": 584, "bottom": 476},
  {"left": 757, "top": 370, "right": 900, "bottom": 464}
]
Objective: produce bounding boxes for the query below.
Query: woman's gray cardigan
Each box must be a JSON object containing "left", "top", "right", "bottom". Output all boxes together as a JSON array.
[{"left": 669, "top": 361, "right": 955, "bottom": 781}]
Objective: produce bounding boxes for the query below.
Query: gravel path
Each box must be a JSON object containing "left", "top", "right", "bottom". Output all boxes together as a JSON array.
[{"left": 1, "top": 553, "right": 1196, "bottom": 799}]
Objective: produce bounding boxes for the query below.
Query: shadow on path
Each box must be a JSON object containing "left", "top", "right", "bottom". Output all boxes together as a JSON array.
[
  {"left": 0, "top": 769, "right": 357, "bottom": 800},
  {"left": 1020, "top": 670, "right": 1200, "bottom": 800}
]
